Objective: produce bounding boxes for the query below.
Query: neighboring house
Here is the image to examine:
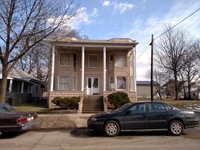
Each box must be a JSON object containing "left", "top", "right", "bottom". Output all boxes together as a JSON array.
[
  {"left": 136, "top": 81, "right": 160, "bottom": 99},
  {"left": 162, "top": 79, "right": 184, "bottom": 98},
  {"left": 0, "top": 65, "right": 43, "bottom": 105},
  {"left": 183, "top": 81, "right": 200, "bottom": 100},
  {"left": 48, "top": 37, "right": 138, "bottom": 112}
]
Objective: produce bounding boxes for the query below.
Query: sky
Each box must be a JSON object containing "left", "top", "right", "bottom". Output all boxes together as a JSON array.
[{"left": 66, "top": 0, "right": 200, "bottom": 80}]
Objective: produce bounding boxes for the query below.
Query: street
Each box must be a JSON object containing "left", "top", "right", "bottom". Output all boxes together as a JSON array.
[{"left": 0, "top": 127, "right": 200, "bottom": 150}]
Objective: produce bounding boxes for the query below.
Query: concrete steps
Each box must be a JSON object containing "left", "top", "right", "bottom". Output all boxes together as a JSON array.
[{"left": 82, "top": 96, "right": 104, "bottom": 113}]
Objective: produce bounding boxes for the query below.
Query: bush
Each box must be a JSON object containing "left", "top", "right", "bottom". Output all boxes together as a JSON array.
[
  {"left": 52, "top": 97, "right": 80, "bottom": 110},
  {"left": 107, "top": 92, "right": 130, "bottom": 109}
]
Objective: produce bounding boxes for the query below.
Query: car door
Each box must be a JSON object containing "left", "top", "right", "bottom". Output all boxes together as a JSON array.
[
  {"left": 122, "top": 103, "right": 149, "bottom": 130},
  {"left": 147, "top": 102, "right": 170, "bottom": 129}
]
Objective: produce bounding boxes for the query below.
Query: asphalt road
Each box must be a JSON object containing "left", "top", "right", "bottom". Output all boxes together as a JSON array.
[{"left": 0, "top": 127, "right": 200, "bottom": 150}]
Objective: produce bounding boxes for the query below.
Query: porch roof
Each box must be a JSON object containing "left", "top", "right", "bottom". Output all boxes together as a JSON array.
[{"left": 48, "top": 37, "right": 138, "bottom": 48}]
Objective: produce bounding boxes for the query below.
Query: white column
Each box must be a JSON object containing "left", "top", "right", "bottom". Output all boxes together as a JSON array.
[
  {"left": 21, "top": 81, "right": 24, "bottom": 93},
  {"left": 81, "top": 46, "right": 85, "bottom": 91},
  {"left": 9, "top": 79, "right": 13, "bottom": 92},
  {"left": 50, "top": 46, "right": 55, "bottom": 91},
  {"left": 132, "top": 47, "right": 137, "bottom": 92},
  {"left": 103, "top": 47, "right": 106, "bottom": 91}
]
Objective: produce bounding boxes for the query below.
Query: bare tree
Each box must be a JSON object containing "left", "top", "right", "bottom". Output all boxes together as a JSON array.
[
  {"left": 145, "top": 68, "right": 168, "bottom": 100},
  {"left": 0, "top": 0, "right": 77, "bottom": 103},
  {"left": 178, "top": 42, "right": 200, "bottom": 99},
  {"left": 155, "top": 25, "right": 189, "bottom": 100}
]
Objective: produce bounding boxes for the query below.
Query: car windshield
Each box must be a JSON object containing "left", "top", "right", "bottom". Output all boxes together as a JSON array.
[
  {"left": 113, "top": 103, "right": 133, "bottom": 113},
  {"left": 0, "top": 104, "right": 15, "bottom": 112}
]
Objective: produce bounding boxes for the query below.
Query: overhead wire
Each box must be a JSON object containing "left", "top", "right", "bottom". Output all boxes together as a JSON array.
[{"left": 136, "top": 7, "right": 200, "bottom": 60}]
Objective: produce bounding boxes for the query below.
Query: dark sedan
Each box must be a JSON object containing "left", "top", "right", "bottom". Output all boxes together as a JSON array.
[
  {"left": 0, "top": 103, "right": 38, "bottom": 134},
  {"left": 88, "top": 102, "right": 199, "bottom": 136}
]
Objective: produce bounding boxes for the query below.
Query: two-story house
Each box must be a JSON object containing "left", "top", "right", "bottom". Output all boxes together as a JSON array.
[{"left": 48, "top": 37, "right": 138, "bottom": 112}]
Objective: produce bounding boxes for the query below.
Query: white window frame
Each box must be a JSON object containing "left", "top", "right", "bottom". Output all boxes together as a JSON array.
[
  {"left": 58, "top": 76, "right": 70, "bottom": 90},
  {"left": 88, "top": 54, "right": 98, "bottom": 68},
  {"left": 116, "top": 53, "right": 127, "bottom": 67},
  {"left": 59, "top": 52, "right": 70, "bottom": 66},
  {"left": 116, "top": 76, "right": 127, "bottom": 90}
]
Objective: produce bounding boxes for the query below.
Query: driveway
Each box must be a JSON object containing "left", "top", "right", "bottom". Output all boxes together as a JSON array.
[{"left": 0, "top": 127, "right": 200, "bottom": 150}]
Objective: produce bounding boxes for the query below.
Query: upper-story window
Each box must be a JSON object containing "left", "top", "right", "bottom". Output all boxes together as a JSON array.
[
  {"left": 89, "top": 54, "right": 98, "bottom": 67},
  {"left": 116, "top": 54, "right": 126, "bottom": 67},
  {"left": 60, "top": 52, "right": 70, "bottom": 65}
]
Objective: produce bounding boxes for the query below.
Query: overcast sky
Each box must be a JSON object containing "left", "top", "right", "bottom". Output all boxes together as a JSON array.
[{"left": 68, "top": 0, "right": 200, "bottom": 80}]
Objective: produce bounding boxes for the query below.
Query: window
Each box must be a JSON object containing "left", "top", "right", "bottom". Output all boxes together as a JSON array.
[
  {"left": 109, "top": 54, "right": 113, "bottom": 70},
  {"left": 60, "top": 53, "right": 70, "bottom": 65},
  {"left": 89, "top": 54, "right": 98, "bottom": 67},
  {"left": 72, "top": 77, "right": 76, "bottom": 90},
  {"left": 117, "top": 77, "right": 126, "bottom": 89},
  {"left": 109, "top": 77, "right": 114, "bottom": 90},
  {"left": 116, "top": 54, "right": 126, "bottom": 67},
  {"left": 73, "top": 54, "right": 77, "bottom": 71},
  {"left": 59, "top": 76, "right": 69, "bottom": 90},
  {"left": 129, "top": 103, "right": 146, "bottom": 113},
  {"left": 149, "top": 103, "right": 166, "bottom": 112}
]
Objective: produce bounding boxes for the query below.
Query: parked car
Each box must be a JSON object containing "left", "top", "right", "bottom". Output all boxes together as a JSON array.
[
  {"left": 0, "top": 103, "right": 38, "bottom": 134},
  {"left": 88, "top": 101, "right": 199, "bottom": 136}
]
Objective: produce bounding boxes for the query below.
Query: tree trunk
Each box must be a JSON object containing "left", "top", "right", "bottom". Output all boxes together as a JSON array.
[
  {"left": 174, "top": 72, "right": 178, "bottom": 100},
  {"left": 0, "top": 66, "right": 9, "bottom": 103}
]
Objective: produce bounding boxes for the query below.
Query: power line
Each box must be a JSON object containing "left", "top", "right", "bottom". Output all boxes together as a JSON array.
[
  {"left": 136, "top": 45, "right": 150, "bottom": 60},
  {"left": 154, "top": 7, "right": 200, "bottom": 40},
  {"left": 137, "top": 7, "right": 200, "bottom": 60}
]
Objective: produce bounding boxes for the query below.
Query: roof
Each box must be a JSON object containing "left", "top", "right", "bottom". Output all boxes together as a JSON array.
[
  {"left": 48, "top": 37, "right": 138, "bottom": 47},
  {"left": 0, "top": 64, "right": 42, "bottom": 84},
  {"left": 137, "top": 81, "right": 159, "bottom": 85}
]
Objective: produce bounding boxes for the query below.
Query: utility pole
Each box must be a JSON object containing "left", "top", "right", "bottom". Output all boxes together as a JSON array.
[{"left": 150, "top": 34, "right": 154, "bottom": 102}]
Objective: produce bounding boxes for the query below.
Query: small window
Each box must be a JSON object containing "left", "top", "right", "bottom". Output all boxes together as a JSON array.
[
  {"left": 73, "top": 54, "right": 77, "bottom": 71},
  {"left": 89, "top": 54, "right": 98, "bottom": 67},
  {"left": 72, "top": 77, "right": 76, "bottom": 90},
  {"left": 109, "top": 54, "right": 113, "bottom": 70},
  {"left": 60, "top": 53, "right": 70, "bottom": 65},
  {"left": 116, "top": 54, "right": 126, "bottom": 67},
  {"left": 109, "top": 77, "right": 114, "bottom": 90},
  {"left": 149, "top": 103, "right": 166, "bottom": 112},
  {"left": 117, "top": 77, "right": 126, "bottom": 89},
  {"left": 59, "top": 76, "right": 69, "bottom": 90},
  {"left": 110, "top": 55, "right": 113, "bottom": 61}
]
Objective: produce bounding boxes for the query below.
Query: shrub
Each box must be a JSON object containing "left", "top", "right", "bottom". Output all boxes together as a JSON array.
[
  {"left": 52, "top": 97, "right": 80, "bottom": 110},
  {"left": 107, "top": 92, "right": 130, "bottom": 109}
]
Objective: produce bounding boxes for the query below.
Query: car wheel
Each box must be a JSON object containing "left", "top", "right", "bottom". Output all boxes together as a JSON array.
[
  {"left": 104, "top": 120, "right": 120, "bottom": 136},
  {"left": 169, "top": 120, "right": 184, "bottom": 136}
]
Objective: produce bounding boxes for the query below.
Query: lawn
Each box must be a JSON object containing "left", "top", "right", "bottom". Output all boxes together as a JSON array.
[
  {"left": 14, "top": 103, "right": 48, "bottom": 112},
  {"left": 14, "top": 99, "right": 200, "bottom": 112},
  {"left": 138, "top": 98, "right": 200, "bottom": 110}
]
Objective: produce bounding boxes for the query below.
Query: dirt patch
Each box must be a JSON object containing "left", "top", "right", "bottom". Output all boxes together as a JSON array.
[{"left": 34, "top": 115, "right": 77, "bottom": 130}]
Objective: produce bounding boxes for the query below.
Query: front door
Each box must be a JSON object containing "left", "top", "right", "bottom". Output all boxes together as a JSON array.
[{"left": 87, "top": 77, "right": 99, "bottom": 95}]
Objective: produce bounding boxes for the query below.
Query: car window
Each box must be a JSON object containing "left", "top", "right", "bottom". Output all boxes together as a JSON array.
[
  {"left": 149, "top": 103, "right": 166, "bottom": 113},
  {"left": 114, "top": 103, "right": 133, "bottom": 113},
  {"left": 0, "top": 104, "right": 15, "bottom": 112},
  {"left": 0, "top": 105, "right": 8, "bottom": 112},
  {"left": 129, "top": 103, "right": 146, "bottom": 113}
]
